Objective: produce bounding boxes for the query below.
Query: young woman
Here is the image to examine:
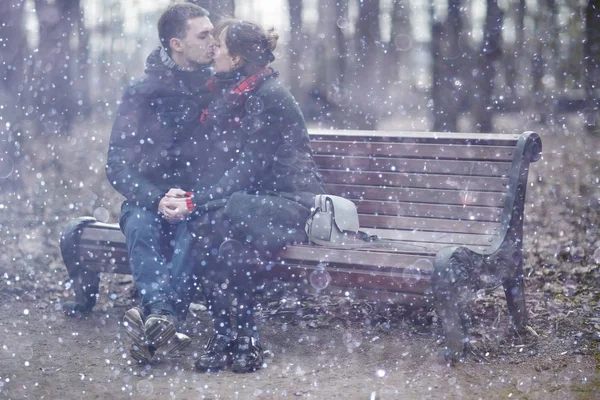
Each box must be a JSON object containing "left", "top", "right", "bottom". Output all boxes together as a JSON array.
[{"left": 186, "top": 20, "right": 325, "bottom": 373}]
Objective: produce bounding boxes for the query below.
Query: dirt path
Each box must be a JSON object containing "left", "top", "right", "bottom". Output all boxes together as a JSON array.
[{"left": 1, "top": 293, "right": 597, "bottom": 399}]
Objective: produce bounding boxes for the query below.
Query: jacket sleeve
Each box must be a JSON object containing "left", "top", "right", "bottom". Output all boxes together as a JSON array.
[
  {"left": 106, "top": 86, "right": 165, "bottom": 210},
  {"left": 190, "top": 93, "right": 287, "bottom": 208}
]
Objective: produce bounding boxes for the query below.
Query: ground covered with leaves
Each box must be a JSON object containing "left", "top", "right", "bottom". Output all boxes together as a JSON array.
[{"left": 0, "top": 114, "right": 598, "bottom": 399}]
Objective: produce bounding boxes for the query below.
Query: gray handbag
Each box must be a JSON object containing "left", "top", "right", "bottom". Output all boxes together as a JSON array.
[{"left": 304, "top": 195, "right": 425, "bottom": 251}]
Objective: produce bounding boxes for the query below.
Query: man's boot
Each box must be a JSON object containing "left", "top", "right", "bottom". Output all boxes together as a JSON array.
[{"left": 123, "top": 307, "right": 153, "bottom": 363}]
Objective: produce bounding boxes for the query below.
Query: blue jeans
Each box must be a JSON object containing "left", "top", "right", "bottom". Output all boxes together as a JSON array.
[{"left": 119, "top": 201, "right": 196, "bottom": 320}]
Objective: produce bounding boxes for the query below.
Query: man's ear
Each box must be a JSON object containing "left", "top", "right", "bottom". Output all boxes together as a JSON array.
[{"left": 170, "top": 37, "right": 183, "bottom": 54}]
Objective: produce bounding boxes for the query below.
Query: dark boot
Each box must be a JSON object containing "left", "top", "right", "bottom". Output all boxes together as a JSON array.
[
  {"left": 195, "top": 334, "right": 234, "bottom": 371},
  {"left": 232, "top": 336, "right": 264, "bottom": 373}
]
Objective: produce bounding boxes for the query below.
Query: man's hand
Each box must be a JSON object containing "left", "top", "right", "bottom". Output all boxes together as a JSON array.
[
  {"left": 158, "top": 196, "right": 192, "bottom": 224},
  {"left": 165, "top": 188, "right": 189, "bottom": 198}
]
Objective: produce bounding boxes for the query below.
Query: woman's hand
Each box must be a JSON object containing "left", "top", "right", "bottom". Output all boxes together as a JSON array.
[{"left": 159, "top": 196, "right": 192, "bottom": 224}]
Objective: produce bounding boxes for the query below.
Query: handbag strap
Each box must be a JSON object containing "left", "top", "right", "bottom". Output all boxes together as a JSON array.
[{"left": 305, "top": 229, "right": 427, "bottom": 251}]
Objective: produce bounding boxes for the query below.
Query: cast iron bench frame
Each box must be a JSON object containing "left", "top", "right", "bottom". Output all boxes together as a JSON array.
[{"left": 60, "top": 129, "right": 542, "bottom": 360}]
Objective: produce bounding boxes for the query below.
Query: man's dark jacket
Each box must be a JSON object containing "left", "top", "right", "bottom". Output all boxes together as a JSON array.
[{"left": 106, "top": 47, "right": 213, "bottom": 210}]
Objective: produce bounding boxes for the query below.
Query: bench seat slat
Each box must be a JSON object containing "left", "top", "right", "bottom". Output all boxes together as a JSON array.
[
  {"left": 329, "top": 184, "right": 506, "bottom": 207},
  {"left": 354, "top": 200, "right": 502, "bottom": 222},
  {"left": 81, "top": 227, "right": 126, "bottom": 244},
  {"left": 268, "top": 263, "right": 432, "bottom": 295},
  {"left": 77, "top": 225, "right": 494, "bottom": 253},
  {"left": 280, "top": 246, "right": 435, "bottom": 271},
  {"left": 358, "top": 214, "right": 500, "bottom": 235},
  {"left": 320, "top": 170, "right": 509, "bottom": 192},
  {"left": 75, "top": 240, "right": 492, "bottom": 270},
  {"left": 312, "top": 141, "right": 516, "bottom": 161},
  {"left": 313, "top": 156, "right": 512, "bottom": 177}
]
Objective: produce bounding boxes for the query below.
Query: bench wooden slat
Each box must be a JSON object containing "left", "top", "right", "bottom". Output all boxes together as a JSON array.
[
  {"left": 76, "top": 239, "right": 492, "bottom": 269},
  {"left": 363, "top": 228, "right": 495, "bottom": 246},
  {"left": 353, "top": 200, "right": 502, "bottom": 222},
  {"left": 268, "top": 263, "right": 432, "bottom": 295},
  {"left": 77, "top": 224, "right": 494, "bottom": 253},
  {"left": 320, "top": 170, "right": 509, "bottom": 192},
  {"left": 358, "top": 215, "right": 500, "bottom": 235},
  {"left": 312, "top": 141, "right": 516, "bottom": 161},
  {"left": 76, "top": 218, "right": 495, "bottom": 254},
  {"left": 328, "top": 184, "right": 506, "bottom": 207},
  {"left": 280, "top": 246, "right": 435, "bottom": 272},
  {"left": 288, "top": 241, "right": 491, "bottom": 255},
  {"left": 75, "top": 238, "right": 492, "bottom": 273},
  {"left": 309, "top": 129, "right": 521, "bottom": 144},
  {"left": 81, "top": 227, "right": 126, "bottom": 243},
  {"left": 313, "top": 156, "right": 512, "bottom": 177}
]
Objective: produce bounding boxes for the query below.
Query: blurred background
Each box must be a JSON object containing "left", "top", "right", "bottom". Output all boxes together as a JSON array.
[
  {"left": 0, "top": 0, "right": 598, "bottom": 222},
  {"left": 0, "top": 1, "right": 597, "bottom": 225},
  {"left": 1, "top": 0, "right": 599, "bottom": 142}
]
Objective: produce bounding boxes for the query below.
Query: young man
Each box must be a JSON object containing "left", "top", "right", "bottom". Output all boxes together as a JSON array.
[{"left": 106, "top": 3, "right": 215, "bottom": 363}]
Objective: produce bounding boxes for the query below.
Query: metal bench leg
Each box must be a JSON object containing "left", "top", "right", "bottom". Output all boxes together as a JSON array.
[
  {"left": 502, "top": 261, "right": 528, "bottom": 332},
  {"left": 64, "top": 265, "right": 100, "bottom": 316},
  {"left": 432, "top": 246, "right": 474, "bottom": 362},
  {"left": 60, "top": 217, "right": 100, "bottom": 316},
  {"left": 434, "top": 237, "right": 527, "bottom": 362}
]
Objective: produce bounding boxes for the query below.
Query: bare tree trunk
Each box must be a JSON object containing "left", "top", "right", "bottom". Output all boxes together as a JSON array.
[
  {"left": 431, "top": 0, "right": 464, "bottom": 132},
  {"left": 0, "top": 0, "right": 27, "bottom": 186},
  {"left": 308, "top": 0, "right": 348, "bottom": 127},
  {"left": 74, "top": 0, "right": 91, "bottom": 119},
  {"left": 387, "top": 0, "right": 412, "bottom": 85},
  {"left": 188, "top": 0, "right": 235, "bottom": 21},
  {"left": 288, "top": 0, "right": 303, "bottom": 96},
  {"left": 352, "top": 0, "right": 380, "bottom": 128},
  {"left": 34, "top": 0, "right": 78, "bottom": 136},
  {"left": 547, "top": 0, "right": 561, "bottom": 92},
  {"left": 531, "top": 3, "right": 546, "bottom": 124},
  {"left": 473, "top": 0, "right": 503, "bottom": 132},
  {"left": 334, "top": 0, "right": 349, "bottom": 90},
  {"left": 584, "top": 0, "right": 600, "bottom": 133},
  {"left": 504, "top": 0, "right": 525, "bottom": 106}
]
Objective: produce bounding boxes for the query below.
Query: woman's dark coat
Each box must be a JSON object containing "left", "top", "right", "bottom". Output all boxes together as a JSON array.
[{"left": 188, "top": 70, "right": 325, "bottom": 259}]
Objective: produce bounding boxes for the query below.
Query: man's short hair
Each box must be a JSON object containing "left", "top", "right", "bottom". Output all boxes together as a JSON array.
[{"left": 158, "top": 3, "right": 210, "bottom": 54}]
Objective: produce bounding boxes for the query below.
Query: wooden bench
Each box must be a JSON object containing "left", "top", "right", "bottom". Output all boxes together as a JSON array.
[{"left": 60, "top": 129, "right": 542, "bottom": 360}]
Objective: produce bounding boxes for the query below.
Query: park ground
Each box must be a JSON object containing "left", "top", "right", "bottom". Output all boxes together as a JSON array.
[{"left": 0, "top": 113, "right": 599, "bottom": 399}]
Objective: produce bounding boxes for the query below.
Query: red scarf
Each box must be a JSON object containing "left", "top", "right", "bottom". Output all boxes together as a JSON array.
[{"left": 200, "top": 68, "right": 275, "bottom": 124}]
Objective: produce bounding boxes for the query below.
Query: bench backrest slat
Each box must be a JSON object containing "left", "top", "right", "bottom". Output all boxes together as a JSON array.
[
  {"left": 358, "top": 215, "right": 499, "bottom": 235},
  {"left": 327, "top": 184, "right": 506, "bottom": 207},
  {"left": 313, "top": 155, "right": 512, "bottom": 177},
  {"left": 312, "top": 141, "right": 517, "bottom": 161},
  {"left": 352, "top": 200, "right": 502, "bottom": 223},
  {"left": 320, "top": 170, "right": 508, "bottom": 192}
]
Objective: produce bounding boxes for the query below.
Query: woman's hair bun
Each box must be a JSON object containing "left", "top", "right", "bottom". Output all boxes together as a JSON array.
[{"left": 266, "top": 27, "right": 279, "bottom": 52}]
